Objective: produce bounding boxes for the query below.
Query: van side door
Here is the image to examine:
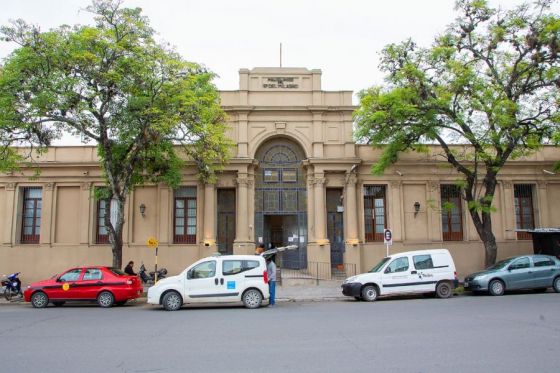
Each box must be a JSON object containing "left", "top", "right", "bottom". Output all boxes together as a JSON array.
[
  {"left": 185, "top": 260, "right": 220, "bottom": 301},
  {"left": 411, "top": 254, "right": 440, "bottom": 292},
  {"left": 380, "top": 256, "right": 418, "bottom": 294},
  {"left": 221, "top": 259, "right": 262, "bottom": 300}
]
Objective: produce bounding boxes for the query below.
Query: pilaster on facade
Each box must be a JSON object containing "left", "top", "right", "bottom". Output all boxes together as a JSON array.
[
  {"left": 234, "top": 174, "right": 250, "bottom": 245},
  {"left": 390, "top": 180, "right": 404, "bottom": 242},
  {"left": 313, "top": 173, "right": 328, "bottom": 243},
  {"left": 158, "top": 183, "right": 170, "bottom": 245},
  {"left": 306, "top": 167, "right": 316, "bottom": 243},
  {"left": 79, "top": 182, "right": 92, "bottom": 245},
  {"left": 2, "top": 183, "right": 16, "bottom": 246},
  {"left": 501, "top": 181, "right": 516, "bottom": 240},
  {"left": 41, "top": 182, "right": 55, "bottom": 245},
  {"left": 427, "top": 181, "right": 440, "bottom": 242},
  {"left": 537, "top": 181, "right": 549, "bottom": 227},
  {"left": 203, "top": 182, "right": 216, "bottom": 244}
]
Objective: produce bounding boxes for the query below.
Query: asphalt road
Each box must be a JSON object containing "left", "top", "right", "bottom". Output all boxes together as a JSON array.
[{"left": 1, "top": 292, "right": 559, "bottom": 373}]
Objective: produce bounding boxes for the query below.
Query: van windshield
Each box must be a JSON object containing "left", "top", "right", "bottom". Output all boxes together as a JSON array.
[{"left": 368, "top": 257, "right": 390, "bottom": 273}]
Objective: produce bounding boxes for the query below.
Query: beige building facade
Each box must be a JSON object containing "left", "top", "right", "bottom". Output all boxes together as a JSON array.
[{"left": 1, "top": 67, "right": 560, "bottom": 283}]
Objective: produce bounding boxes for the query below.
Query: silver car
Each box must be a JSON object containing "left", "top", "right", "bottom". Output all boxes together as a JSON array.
[{"left": 463, "top": 255, "right": 560, "bottom": 296}]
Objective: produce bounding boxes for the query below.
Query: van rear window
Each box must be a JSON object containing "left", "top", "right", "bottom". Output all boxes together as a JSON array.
[
  {"left": 413, "top": 255, "right": 434, "bottom": 270},
  {"left": 223, "top": 260, "right": 260, "bottom": 276}
]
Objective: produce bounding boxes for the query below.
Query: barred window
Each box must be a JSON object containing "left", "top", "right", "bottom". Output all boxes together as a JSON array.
[
  {"left": 514, "top": 184, "right": 534, "bottom": 240},
  {"left": 441, "top": 185, "right": 463, "bottom": 241},
  {"left": 364, "top": 185, "right": 386, "bottom": 242},
  {"left": 21, "top": 187, "right": 42, "bottom": 244}
]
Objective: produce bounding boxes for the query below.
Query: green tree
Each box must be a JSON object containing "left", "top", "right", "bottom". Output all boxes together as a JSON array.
[
  {"left": 355, "top": 0, "right": 560, "bottom": 266},
  {"left": 0, "top": 0, "right": 231, "bottom": 268}
]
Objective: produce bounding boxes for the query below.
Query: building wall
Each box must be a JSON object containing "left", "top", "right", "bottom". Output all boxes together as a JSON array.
[{"left": 1, "top": 67, "right": 559, "bottom": 284}]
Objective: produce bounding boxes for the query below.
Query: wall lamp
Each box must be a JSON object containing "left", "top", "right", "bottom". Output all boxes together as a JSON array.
[
  {"left": 139, "top": 203, "right": 146, "bottom": 218},
  {"left": 414, "top": 201, "right": 421, "bottom": 217}
]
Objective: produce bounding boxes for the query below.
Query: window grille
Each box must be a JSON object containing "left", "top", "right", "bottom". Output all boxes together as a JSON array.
[
  {"left": 21, "top": 187, "right": 42, "bottom": 244},
  {"left": 514, "top": 184, "right": 535, "bottom": 240}
]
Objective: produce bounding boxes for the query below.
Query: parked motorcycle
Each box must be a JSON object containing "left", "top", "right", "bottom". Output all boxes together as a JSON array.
[
  {"left": 1, "top": 272, "right": 22, "bottom": 301},
  {"left": 139, "top": 263, "right": 167, "bottom": 284}
]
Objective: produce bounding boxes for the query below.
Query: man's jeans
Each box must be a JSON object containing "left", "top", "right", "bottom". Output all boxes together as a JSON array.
[{"left": 269, "top": 281, "right": 276, "bottom": 305}]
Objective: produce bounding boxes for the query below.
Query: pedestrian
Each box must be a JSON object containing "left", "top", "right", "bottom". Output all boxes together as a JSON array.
[
  {"left": 267, "top": 256, "right": 277, "bottom": 306},
  {"left": 255, "top": 243, "right": 265, "bottom": 255},
  {"left": 124, "top": 260, "right": 136, "bottom": 276}
]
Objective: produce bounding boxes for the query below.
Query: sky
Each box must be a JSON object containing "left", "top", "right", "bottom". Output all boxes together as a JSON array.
[{"left": 0, "top": 0, "right": 544, "bottom": 99}]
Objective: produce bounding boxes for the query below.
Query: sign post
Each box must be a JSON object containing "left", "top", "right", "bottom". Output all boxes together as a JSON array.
[
  {"left": 383, "top": 229, "right": 393, "bottom": 257},
  {"left": 147, "top": 237, "right": 159, "bottom": 282}
]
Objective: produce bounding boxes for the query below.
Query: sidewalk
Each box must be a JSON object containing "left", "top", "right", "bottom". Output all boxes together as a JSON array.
[{"left": 276, "top": 280, "right": 346, "bottom": 302}]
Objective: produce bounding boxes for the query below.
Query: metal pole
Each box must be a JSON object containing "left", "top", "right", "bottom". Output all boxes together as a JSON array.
[
  {"left": 154, "top": 246, "right": 158, "bottom": 283},
  {"left": 386, "top": 243, "right": 389, "bottom": 257}
]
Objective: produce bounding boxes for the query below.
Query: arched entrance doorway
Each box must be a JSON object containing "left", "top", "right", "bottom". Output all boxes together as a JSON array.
[{"left": 254, "top": 138, "right": 307, "bottom": 269}]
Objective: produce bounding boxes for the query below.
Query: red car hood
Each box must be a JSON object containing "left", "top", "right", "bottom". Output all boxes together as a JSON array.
[{"left": 29, "top": 278, "right": 58, "bottom": 288}]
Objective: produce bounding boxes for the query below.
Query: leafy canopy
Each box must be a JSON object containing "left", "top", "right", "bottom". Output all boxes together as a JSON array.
[
  {"left": 355, "top": 0, "right": 559, "bottom": 178},
  {"left": 0, "top": 0, "right": 231, "bottom": 187}
]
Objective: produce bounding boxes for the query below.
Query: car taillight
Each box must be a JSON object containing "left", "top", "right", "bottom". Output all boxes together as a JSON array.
[
  {"left": 263, "top": 270, "right": 268, "bottom": 284},
  {"left": 127, "top": 279, "right": 133, "bottom": 285}
]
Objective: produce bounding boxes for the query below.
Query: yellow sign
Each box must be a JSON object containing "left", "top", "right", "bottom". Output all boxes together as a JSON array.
[
  {"left": 147, "top": 237, "right": 158, "bottom": 248},
  {"left": 62, "top": 283, "right": 70, "bottom": 291}
]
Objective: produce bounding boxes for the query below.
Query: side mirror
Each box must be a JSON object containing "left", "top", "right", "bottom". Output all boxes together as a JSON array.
[{"left": 56, "top": 277, "right": 62, "bottom": 282}]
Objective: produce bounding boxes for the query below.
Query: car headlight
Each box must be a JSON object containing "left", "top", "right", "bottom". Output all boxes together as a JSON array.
[
  {"left": 344, "top": 276, "right": 357, "bottom": 284},
  {"left": 473, "top": 274, "right": 488, "bottom": 281}
]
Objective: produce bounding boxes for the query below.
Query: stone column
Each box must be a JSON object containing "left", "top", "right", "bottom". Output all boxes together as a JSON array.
[
  {"left": 307, "top": 172, "right": 330, "bottom": 276},
  {"left": 344, "top": 172, "right": 361, "bottom": 272},
  {"left": 202, "top": 182, "right": 216, "bottom": 256},
  {"left": 314, "top": 174, "right": 327, "bottom": 242},
  {"left": 234, "top": 173, "right": 252, "bottom": 254},
  {"left": 158, "top": 184, "right": 170, "bottom": 245},
  {"left": 306, "top": 168, "right": 315, "bottom": 243}
]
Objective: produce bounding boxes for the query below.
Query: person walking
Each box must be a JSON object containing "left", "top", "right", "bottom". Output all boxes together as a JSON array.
[
  {"left": 266, "top": 256, "right": 277, "bottom": 306},
  {"left": 124, "top": 260, "right": 136, "bottom": 276}
]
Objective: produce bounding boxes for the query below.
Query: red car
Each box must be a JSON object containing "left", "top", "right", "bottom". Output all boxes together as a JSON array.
[{"left": 23, "top": 266, "right": 143, "bottom": 308}]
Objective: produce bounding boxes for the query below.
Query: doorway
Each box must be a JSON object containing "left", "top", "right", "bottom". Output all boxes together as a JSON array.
[
  {"left": 263, "top": 214, "right": 304, "bottom": 269},
  {"left": 327, "top": 188, "right": 344, "bottom": 265}
]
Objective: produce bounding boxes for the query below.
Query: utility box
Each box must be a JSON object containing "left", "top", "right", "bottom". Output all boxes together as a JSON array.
[{"left": 528, "top": 228, "right": 560, "bottom": 259}]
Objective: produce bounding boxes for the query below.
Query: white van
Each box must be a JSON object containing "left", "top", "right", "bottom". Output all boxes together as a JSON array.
[
  {"left": 147, "top": 254, "right": 270, "bottom": 311},
  {"left": 342, "top": 249, "right": 459, "bottom": 301}
]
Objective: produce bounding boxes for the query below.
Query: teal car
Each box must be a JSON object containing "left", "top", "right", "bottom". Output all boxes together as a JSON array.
[{"left": 463, "top": 255, "right": 560, "bottom": 296}]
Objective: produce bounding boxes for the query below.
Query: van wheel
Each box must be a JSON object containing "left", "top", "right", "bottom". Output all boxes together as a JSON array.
[
  {"left": 488, "top": 279, "right": 505, "bottom": 296},
  {"left": 361, "top": 285, "right": 378, "bottom": 302},
  {"left": 553, "top": 277, "right": 560, "bottom": 293},
  {"left": 162, "top": 291, "right": 183, "bottom": 311},
  {"left": 435, "top": 282, "right": 452, "bottom": 299},
  {"left": 242, "top": 289, "right": 262, "bottom": 309}
]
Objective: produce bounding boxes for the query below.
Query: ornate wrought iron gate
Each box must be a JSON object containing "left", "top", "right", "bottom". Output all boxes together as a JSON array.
[{"left": 254, "top": 140, "right": 307, "bottom": 269}]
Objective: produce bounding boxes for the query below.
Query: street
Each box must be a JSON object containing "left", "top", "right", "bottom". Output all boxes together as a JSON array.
[{"left": 1, "top": 293, "right": 559, "bottom": 373}]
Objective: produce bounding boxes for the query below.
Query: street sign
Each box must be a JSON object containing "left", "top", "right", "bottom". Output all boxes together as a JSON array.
[
  {"left": 147, "top": 237, "right": 158, "bottom": 248},
  {"left": 384, "top": 229, "right": 393, "bottom": 246}
]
